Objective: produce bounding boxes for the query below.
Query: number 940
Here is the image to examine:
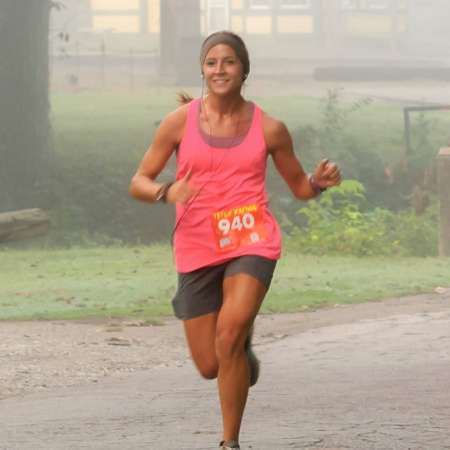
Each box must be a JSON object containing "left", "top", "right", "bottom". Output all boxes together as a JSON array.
[{"left": 218, "top": 213, "right": 255, "bottom": 235}]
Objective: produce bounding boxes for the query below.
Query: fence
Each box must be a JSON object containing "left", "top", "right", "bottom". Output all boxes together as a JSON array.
[{"left": 49, "top": 35, "right": 160, "bottom": 91}]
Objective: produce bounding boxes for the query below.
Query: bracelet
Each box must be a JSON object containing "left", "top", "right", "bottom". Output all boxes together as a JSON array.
[
  {"left": 155, "top": 182, "right": 174, "bottom": 203},
  {"left": 308, "top": 174, "right": 327, "bottom": 196}
]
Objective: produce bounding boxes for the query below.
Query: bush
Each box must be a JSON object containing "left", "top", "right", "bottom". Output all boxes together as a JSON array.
[
  {"left": 287, "top": 180, "right": 438, "bottom": 257},
  {"left": 38, "top": 90, "right": 447, "bottom": 248},
  {"left": 287, "top": 89, "right": 443, "bottom": 214},
  {"left": 39, "top": 149, "right": 175, "bottom": 247}
]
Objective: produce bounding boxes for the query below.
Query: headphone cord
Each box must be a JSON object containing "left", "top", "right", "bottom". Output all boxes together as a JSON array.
[{"left": 169, "top": 96, "right": 243, "bottom": 256}]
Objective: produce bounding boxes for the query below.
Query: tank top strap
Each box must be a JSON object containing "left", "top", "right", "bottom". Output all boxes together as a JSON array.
[
  {"left": 185, "top": 98, "right": 201, "bottom": 133},
  {"left": 246, "top": 102, "right": 265, "bottom": 146}
]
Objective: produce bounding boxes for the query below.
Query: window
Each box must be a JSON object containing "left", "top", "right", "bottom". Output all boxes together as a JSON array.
[
  {"left": 206, "top": 0, "right": 230, "bottom": 33},
  {"left": 367, "top": 0, "right": 388, "bottom": 9},
  {"left": 249, "top": 0, "right": 271, "bottom": 10},
  {"left": 341, "top": 0, "right": 396, "bottom": 11},
  {"left": 280, "top": 0, "right": 311, "bottom": 9},
  {"left": 341, "top": 0, "right": 358, "bottom": 10}
]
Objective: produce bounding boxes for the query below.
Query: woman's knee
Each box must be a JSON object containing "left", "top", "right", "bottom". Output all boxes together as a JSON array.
[
  {"left": 183, "top": 311, "right": 219, "bottom": 379},
  {"left": 215, "top": 325, "right": 247, "bottom": 361},
  {"left": 195, "top": 359, "right": 218, "bottom": 379}
]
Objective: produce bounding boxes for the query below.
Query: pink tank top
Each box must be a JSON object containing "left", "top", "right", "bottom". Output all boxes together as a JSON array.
[{"left": 174, "top": 98, "right": 282, "bottom": 272}]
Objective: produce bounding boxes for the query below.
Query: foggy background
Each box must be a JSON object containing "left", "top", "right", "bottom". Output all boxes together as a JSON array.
[
  {"left": 48, "top": 0, "right": 450, "bottom": 88},
  {"left": 1, "top": 0, "right": 450, "bottom": 255}
]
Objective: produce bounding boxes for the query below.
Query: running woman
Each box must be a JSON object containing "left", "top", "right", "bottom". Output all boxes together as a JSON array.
[{"left": 129, "top": 31, "right": 341, "bottom": 450}]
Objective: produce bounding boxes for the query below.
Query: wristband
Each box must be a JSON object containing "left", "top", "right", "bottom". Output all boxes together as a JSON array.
[{"left": 308, "top": 174, "right": 327, "bottom": 195}]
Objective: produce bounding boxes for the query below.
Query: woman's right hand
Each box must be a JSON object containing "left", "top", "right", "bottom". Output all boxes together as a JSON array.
[{"left": 166, "top": 170, "right": 199, "bottom": 204}]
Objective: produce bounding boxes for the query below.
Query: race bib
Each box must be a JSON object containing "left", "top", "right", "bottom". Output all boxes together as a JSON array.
[{"left": 211, "top": 203, "right": 267, "bottom": 252}]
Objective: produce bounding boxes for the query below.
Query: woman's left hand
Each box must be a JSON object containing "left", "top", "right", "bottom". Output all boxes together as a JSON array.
[{"left": 313, "top": 159, "right": 341, "bottom": 190}]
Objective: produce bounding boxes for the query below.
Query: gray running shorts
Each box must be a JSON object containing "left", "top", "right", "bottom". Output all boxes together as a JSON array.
[{"left": 171, "top": 255, "right": 277, "bottom": 320}]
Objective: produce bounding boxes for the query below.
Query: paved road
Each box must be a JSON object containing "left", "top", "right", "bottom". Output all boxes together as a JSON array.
[{"left": 1, "top": 307, "right": 450, "bottom": 450}]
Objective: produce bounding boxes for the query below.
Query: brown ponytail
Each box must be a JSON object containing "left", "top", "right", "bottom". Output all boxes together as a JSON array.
[{"left": 177, "top": 91, "right": 194, "bottom": 105}]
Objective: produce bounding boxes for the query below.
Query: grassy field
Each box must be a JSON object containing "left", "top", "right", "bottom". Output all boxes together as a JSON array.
[
  {"left": 51, "top": 88, "right": 450, "bottom": 165},
  {"left": 6, "top": 89, "right": 445, "bottom": 322},
  {"left": 1, "top": 246, "right": 449, "bottom": 321}
]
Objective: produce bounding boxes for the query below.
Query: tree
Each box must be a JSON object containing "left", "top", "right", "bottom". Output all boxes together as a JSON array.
[
  {"left": 160, "top": 0, "right": 201, "bottom": 84},
  {"left": 0, "top": 0, "right": 51, "bottom": 212}
]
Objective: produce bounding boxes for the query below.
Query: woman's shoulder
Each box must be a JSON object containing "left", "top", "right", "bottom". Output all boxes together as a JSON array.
[
  {"left": 154, "top": 100, "right": 195, "bottom": 145},
  {"left": 259, "top": 109, "right": 289, "bottom": 145},
  {"left": 252, "top": 106, "right": 291, "bottom": 153},
  {"left": 165, "top": 101, "right": 192, "bottom": 124},
  {"left": 159, "top": 101, "right": 193, "bottom": 133}
]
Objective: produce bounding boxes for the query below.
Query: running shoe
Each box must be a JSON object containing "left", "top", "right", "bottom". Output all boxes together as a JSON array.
[
  {"left": 219, "top": 440, "right": 240, "bottom": 449},
  {"left": 245, "top": 326, "right": 260, "bottom": 387}
]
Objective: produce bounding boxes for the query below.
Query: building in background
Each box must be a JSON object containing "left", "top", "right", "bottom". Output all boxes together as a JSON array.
[
  {"left": 50, "top": 0, "right": 450, "bottom": 86},
  {"left": 51, "top": 0, "right": 450, "bottom": 56},
  {"left": 406, "top": 0, "right": 450, "bottom": 56}
]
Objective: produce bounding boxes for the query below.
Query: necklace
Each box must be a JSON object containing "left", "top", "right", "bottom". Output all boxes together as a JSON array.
[{"left": 201, "top": 96, "right": 243, "bottom": 152}]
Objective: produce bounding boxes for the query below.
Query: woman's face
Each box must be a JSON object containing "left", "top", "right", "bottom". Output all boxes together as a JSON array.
[{"left": 202, "top": 44, "right": 244, "bottom": 96}]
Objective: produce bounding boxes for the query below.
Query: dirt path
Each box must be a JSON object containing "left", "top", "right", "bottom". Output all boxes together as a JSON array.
[
  {"left": 1, "top": 292, "right": 449, "bottom": 400},
  {"left": 1, "top": 292, "right": 450, "bottom": 449}
]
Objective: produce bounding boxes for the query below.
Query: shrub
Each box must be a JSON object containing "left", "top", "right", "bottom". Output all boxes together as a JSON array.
[
  {"left": 38, "top": 90, "right": 447, "bottom": 248},
  {"left": 287, "top": 180, "right": 438, "bottom": 257}
]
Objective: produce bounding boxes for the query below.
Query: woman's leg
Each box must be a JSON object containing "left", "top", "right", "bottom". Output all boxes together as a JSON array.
[
  {"left": 183, "top": 311, "right": 219, "bottom": 379},
  {"left": 216, "top": 273, "right": 267, "bottom": 444}
]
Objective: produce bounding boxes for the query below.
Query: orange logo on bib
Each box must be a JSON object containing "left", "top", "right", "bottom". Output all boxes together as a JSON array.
[{"left": 211, "top": 204, "right": 267, "bottom": 252}]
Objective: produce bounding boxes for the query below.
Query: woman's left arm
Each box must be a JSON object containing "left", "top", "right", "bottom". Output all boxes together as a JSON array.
[{"left": 263, "top": 114, "right": 341, "bottom": 200}]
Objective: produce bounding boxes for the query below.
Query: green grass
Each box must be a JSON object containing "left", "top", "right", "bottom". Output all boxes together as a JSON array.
[
  {"left": 1, "top": 246, "right": 449, "bottom": 321},
  {"left": 258, "top": 94, "right": 450, "bottom": 164},
  {"left": 266, "top": 252, "right": 450, "bottom": 312},
  {"left": 51, "top": 88, "right": 178, "bottom": 162},
  {"left": 51, "top": 89, "right": 450, "bottom": 167},
  {"left": 11, "top": 89, "right": 446, "bottom": 321},
  {"left": 0, "top": 245, "right": 174, "bottom": 321}
]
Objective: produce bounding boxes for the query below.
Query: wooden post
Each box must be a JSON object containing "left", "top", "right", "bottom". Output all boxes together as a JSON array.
[
  {"left": 322, "top": 0, "right": 340, "bottom": 54},
  {"left": 438, "top": 148, "right": 450, "bottom": 257},
  {"left": 140, "top": 0, "right": 149, "bottom": 34},
  {"left": 389, "top": 0, "right": 399, "bottom": 56},
  {"left": 159, "top": 0, "right": 201, "bottom": 84}
]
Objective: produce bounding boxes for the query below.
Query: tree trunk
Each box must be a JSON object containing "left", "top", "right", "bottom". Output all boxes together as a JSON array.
[
  {"left": 0, "top": 209, "right": 50, "bottom": 242},
  {"left": 0, "top": 0, "right": 51, "bottom": 212},
  {"left": 159, "top": 0, "right": 201, "bottom": 84}
]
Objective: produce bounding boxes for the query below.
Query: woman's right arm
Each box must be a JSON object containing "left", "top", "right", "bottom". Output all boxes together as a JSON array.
[{"left": 129, "top": 106, "right": 188, "bottom": 203}]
